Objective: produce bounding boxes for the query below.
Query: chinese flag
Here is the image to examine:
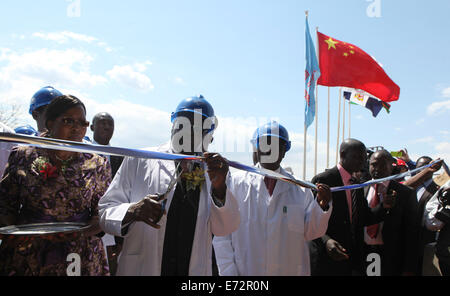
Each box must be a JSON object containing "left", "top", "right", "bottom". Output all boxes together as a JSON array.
[{"left": 317, "top": 31, "right": 400, "bottom": 102}]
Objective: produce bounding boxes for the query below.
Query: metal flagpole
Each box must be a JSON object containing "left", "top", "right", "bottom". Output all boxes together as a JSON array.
[
  {"left": 348, "top": 100, "right": 351, "bottom": 138},
  {"left": 314, "top": 26, "right": 319, "bottom": 176},
  {"left": 336, "top": 88, "right": 342, "bottom": 166},
  {"left": 342, "top": 90, "right": 346, "bottom": 142},
  {"left": 303, "top": 10, "right": 308, "bottom": 180},
  {"left": 327, "top": 87, "right": 330, "bottom": 168},
  {"left": 303, "top": 123, "right": 307, "bottom": 179}
]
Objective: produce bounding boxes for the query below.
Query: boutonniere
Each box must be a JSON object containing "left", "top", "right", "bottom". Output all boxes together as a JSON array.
[
  {"left": 32, "top": 157, "right": 58, "bottom": 181},
  {"left": 182, "top": 167, "right": 206, "bottom": 192}
]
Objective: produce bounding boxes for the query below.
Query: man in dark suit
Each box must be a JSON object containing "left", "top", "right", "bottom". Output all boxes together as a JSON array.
[
  {"left": 90, "top": 112, "right": 124, "bottom": 275},
  {"left": 363, "top": 149, "right": 419, "bottom": 276},
  {"left": 309, "top": 139, "right": 393, "bottom": 276},
  {"left": 403, "top": 157, "right": 443, "bottom": 275}
]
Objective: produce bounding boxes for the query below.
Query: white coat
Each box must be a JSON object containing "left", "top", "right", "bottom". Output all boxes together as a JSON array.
[
  {"left": 0, "top": 122, "right": 14, "bottom": 180},
  {"left": 212, "top": 166, "right": 332, "bottom": 276},
  {"left": 98, "top": 143, "right": 240, "bottom": 276}
]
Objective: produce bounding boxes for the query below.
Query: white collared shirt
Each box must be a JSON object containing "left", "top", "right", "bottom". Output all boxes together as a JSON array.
[
  {"left": 416, "top": 178, "right": 433, "bottom": 202},
  {"left": 93, "top": 139, "right": 111, "bottom": 162}
]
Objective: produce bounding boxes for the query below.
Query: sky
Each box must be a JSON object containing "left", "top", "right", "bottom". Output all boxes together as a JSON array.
[{"left": 0, "top": 0, "right": 449, "bottom": 180}]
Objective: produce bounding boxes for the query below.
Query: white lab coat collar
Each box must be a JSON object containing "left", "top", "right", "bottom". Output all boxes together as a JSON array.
[{"left": 255, "top": 163, "right": 291, "bottom": 198}]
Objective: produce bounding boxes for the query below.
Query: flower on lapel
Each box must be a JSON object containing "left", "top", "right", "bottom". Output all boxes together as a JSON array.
[
  {"left": 182, "top": 167, "right": 206, "bottom": 192},
  {"left": 32, "top": 157, "right": 58, "bottom": 181}
]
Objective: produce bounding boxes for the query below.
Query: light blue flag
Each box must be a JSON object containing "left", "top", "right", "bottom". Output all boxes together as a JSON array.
[{"left": 305, "top": 17, "right": 321, "bottom": 129}]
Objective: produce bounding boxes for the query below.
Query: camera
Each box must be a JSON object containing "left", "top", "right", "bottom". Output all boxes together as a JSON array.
[{"left": 435, "top": 188, "right": 450, "bottom": 224}]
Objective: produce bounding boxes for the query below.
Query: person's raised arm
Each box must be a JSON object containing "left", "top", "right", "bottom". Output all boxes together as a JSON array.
[{"left": 403, "top": 159, "right": 442, "bottom": 189}]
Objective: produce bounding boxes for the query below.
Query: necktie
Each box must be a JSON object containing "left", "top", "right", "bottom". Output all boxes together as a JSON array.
[
  {"left": 264, "top": 177, "right": 277, "bottom": 196},
  {"left": 366, "top": 184, "right": 381, "bottom": 239},
  {"left": 349, "top": 177, "right": 359, "bottom": 225}
]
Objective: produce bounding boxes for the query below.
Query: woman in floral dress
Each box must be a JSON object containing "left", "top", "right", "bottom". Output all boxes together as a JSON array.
[{"left": 0, "top": 95, "right": 111, "bottom": 276}]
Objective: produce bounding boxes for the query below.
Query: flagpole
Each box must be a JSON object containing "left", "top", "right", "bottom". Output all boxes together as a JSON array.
[
  {"left": 303, "top": 123, "right": 307, "bottom": 179},
  {"left": 327, "top": 87, "right": 330, "bottom": 168},
  {"left": 314, "top": 26, "right": 319, "bottom": 176},
  {"left": 348, "top": 100, "right": 351, "bottom": 138},
  {"left": 336, "top": 88, "right": 342, "bottom": 165},
  {"left": 303, "top": 10, "right": 308, "bottom": 180},
  {"left": 342, "top": 90, "right": 346, "bottom": 141}
]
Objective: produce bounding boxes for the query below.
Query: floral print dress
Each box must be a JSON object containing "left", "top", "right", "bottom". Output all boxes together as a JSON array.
[{"left": 0, "top": 145, "right": 111, "bottom": 276}]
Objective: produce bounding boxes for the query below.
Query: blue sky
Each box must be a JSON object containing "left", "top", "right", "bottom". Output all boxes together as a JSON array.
[{"left": 0, "top": 0, "right": 449, "bottom": 179}]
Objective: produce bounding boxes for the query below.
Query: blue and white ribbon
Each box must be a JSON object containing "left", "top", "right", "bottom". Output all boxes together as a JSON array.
[
  {"left": 0, "top": 133, "right": 317, "bottom": 190},
  {"left": 0, "top": 132, "right": 446, "bottom": 193},
  {"left": 330, "top": 159, "right": 443, "bottom": 192}
]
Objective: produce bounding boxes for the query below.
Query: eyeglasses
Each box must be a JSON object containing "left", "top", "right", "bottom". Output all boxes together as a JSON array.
[{"left": 60, "top": 117, "right": 90, "bottom": 128}]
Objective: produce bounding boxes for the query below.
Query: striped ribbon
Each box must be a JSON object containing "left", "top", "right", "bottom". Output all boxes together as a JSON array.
[
  {"left": 0, "top": 132, "right": 446, "bottom": 193},
  {"left": 330, "top": 159, "right": 443, "bottom": 192}
]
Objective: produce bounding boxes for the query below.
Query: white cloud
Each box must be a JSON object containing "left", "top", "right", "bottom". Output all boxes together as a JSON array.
[
  {"left": 174, "top": 77, "right": 187, "bottom": 85},
  {"left": 106, "top": 64, "right": 154, "bottom": 91},
  {"left": 133, "top": 61, "right": 152, "bottom": 72},
  {"left": 442, "top": 87, "right": 450, "bottom": 98},
  {"left": 433, "top": 142, "right": 450, "bottom": 162},
  {"left": 32, "top": 31, "right": 113, "bottom": 52},
  {"left": 410, "top": 137, "right": 434, "bottom": 144},
  {"left": 11, "top": 34, "right": 25, "bottom": 40},
  {"left": 0, "top": 47, "right": 107, "bottom": 126},
  {"left": 427, "top": 100, "right": 450, "bottom": 115},
  {"left": 96, "top": 42, "right": 113, "bottom": 53},
  {"left": 81, "top": 97, "right": 171, "bottom": 149},
  {"left": 32, "top": 31, "right": 97, "bottom": 44},
  {"left": 0, "top": 48, "right": 107, "bottom": 90}
]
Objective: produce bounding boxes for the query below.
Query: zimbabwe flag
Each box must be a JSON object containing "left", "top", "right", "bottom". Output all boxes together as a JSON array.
[{"left": 317, "top": 31, "right": 400, "bottom": 102}]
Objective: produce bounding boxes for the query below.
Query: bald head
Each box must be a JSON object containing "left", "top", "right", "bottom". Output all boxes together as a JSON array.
[
  {"left": 339, "top": 138, "right": 367, "bottom": 173},
  {"left": 371, "top": 149, "right": 395, "bottom": 163},
  {"left": 340, "top": 139, "right": 366, "bottom": 156},
  {"left": 92, "top": 112, "right": 113, "bottom": 125},
  {"left": 91, "top": 112, "right": 115, "bottom": 145},
  {"left": 416, "top": 156, "right": 432, "bottom": 169}
]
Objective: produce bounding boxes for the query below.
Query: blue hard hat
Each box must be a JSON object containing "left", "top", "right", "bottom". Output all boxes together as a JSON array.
[
  {"left": 171, "top": 95, "right": 217, "bottom": 132},
  {"left": 29, "top": 86, "right": 63, "bottom": 114},
  {"left": 14, "top": 124, "right": 38, "bottom": 136},
  {"left": 251, "top": 121, "right": 291, "bottom": 152}
]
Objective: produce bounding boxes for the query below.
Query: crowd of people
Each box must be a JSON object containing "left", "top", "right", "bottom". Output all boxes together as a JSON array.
[{"left": 0, "top": 86, "right": 448, "bottom": 276}]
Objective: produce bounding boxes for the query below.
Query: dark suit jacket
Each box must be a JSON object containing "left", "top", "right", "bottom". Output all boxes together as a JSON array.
[
  {"left": 418, "top": 181, "right": 440, "bottom": 244},
  {"left": 416, "top": 180, "right": 439, "bottom": 274},
  {"left": 309, "top": 166, "right": 386, "bottom": 276},
  {"left": 109, "top": 155, "right": 124, "bottom": 179},
  {"left": 376, "top": 181, "right": 419, "bottom": 275}
]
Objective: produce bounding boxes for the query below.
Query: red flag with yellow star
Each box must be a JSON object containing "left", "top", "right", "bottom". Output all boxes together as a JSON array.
[{"left": 317, "top": 31, "right": 400, "bottom": 102}]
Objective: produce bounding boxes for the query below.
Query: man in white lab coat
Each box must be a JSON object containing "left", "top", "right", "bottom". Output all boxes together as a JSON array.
[
  {"left": 0, "top": 121, "right": 15, "bottom": 180},
  {"left": 98, "top": 95, "right": 240, "bottom": 276},
  {"left": 213, "top": 121, "right": 332, "bottom": 276}
]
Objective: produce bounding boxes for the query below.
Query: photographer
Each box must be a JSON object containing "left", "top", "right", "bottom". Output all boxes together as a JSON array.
[{"left": 424, "top": 180, "right": 450, "bottom": 276}]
